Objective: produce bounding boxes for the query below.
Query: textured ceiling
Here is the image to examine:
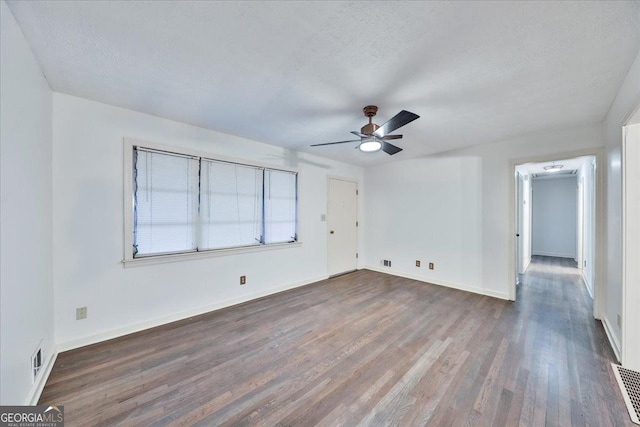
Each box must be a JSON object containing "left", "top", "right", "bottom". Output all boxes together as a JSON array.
[{"left": 7, "top": 1, "right": 640, "bottom": 166}]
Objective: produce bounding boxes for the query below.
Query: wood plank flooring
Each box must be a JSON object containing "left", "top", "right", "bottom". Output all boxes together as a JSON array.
[{"left": 39, "top": 256, "right": 631, "bottom": 426}]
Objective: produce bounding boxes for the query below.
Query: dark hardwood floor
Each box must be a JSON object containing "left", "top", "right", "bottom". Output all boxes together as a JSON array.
[{"left": 40, "top": 256, "right": 631, "bottom": 426}]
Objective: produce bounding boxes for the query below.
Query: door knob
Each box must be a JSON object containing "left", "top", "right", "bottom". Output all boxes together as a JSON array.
[{"left": 330, "top": 230, "right": 335, "bottom": 234}]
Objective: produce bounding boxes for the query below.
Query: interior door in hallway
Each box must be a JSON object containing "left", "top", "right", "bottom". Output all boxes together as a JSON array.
[{"left": 327, "top": 178, "right": 358, "bottom": 276}]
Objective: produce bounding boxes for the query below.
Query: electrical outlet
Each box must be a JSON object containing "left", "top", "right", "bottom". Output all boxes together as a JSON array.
[
  {"left": 76, "top": 307, "right": 87, "bottom": 320},
  {"left": 320, "top": 214, "right": 326, "bottom": 222},
  {"left": 240, "top": 275, "right": 246, "bottom": 285},
  {"left": 617, "top": 314, "right": 622, "bottom": 328},
  {"left": 429, "top": 262, "right": 434, "bottom": 270},
  {"left": 416, "top": 260, "right": 421, "bottom": 267},
  {"left": 382, "top": 260, "right": 392, "bottom": 267}
]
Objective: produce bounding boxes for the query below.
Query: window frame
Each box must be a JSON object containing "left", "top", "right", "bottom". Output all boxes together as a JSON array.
[{"left": 123, "top": 138, "right": 301, "bottom": 267}]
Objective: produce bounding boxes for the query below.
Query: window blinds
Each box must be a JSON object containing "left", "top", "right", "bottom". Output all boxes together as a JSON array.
[
  {"left": 133, "top": 147, "right": 298, "bottom": 257},
  {"left": 264, "top": 169, "right": 297, "bottom": 243},
  {"left": 133, "top": 149, "right": 199, "bottom": 255},
  {"left": 200, "top": 160, "right": 263, "bottom": 250}
]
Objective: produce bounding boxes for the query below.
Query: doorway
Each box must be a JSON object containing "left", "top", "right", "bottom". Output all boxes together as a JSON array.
[
  {"left": 512, "top": 154, "right": 599, "bottom": 311},
  {"left": 327, "top": 177, "right": 358, "bottom": 276}
]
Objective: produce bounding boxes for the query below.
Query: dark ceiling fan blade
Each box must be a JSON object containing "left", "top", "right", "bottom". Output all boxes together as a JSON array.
[
  {"left": 373, "top": 110, "right": 419, "bottom": 138},
  {"left": 310, "top": 139, "right": 361, "bottom": 147},
  {"left": 382, "top": 134, "right": 402, "bottom": 140},
  {"left": 350, "top": 131, "right": 368, "bottom": 138},
  {"left": 381, "top": 141, "right": 403, "bottom": 155}
]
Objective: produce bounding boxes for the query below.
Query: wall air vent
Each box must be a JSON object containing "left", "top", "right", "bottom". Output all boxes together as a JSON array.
[
  {"left": 612, "top": 364, "right": 640, "bottom": 425},
  {"left": 32, "top": 347, "right": 42, "bottom": 383}
]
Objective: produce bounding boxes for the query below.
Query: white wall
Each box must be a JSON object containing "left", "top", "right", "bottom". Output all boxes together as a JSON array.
[
  {"left": 363, "top": 123, "right": 603, "bottom": 300},
  {"left": 0, "top": 1, "right": 55, "bottom": 404},
  {"left": 52, "top": 93, "right": 364, "bottom": 349},
  {"left": 531, "top": 176, "right": 577, "bottom": 259},
  {"left": 604, "top": 48, "right": 640, "bottom": 358}
]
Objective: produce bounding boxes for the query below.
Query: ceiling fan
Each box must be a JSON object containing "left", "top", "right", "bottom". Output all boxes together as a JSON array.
[{"left": 311, "top": 106, "right": 419, "bottom": 155}]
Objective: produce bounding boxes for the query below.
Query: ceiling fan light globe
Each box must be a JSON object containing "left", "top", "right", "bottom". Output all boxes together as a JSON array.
[{"left": 359, "top": 140, "right": 382, "bottom": 152}]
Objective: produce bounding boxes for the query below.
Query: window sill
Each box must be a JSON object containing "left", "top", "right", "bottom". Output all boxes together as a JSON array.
[{"left": 122, "top": 241, "right": 303, "bottom": 268}]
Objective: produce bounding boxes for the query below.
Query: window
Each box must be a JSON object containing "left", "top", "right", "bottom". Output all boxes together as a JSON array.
[
  {"left": 199, "top": 160, "right": 263, "bottom": 250},
  {"left": 133, "top": 149, "right": 199, "bottom": 256},
  {"left": 131, "top": 145, "right": 297, "bottom": 258},
  {"left": 264, "top": 169, "right": 297, "bottom": 244}
]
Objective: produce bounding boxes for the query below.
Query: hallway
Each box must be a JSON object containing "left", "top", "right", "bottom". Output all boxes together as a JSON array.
[{"left": 516, "top": 255, "right": 627, "bottom": 425}]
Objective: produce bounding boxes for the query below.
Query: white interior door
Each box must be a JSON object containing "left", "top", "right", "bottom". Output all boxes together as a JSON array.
[
  {"left": 328, "top": 178, "right": 358, "bottom": 276},
  {"left": 516, "top": 173, "right": 524, "bottom": 277}
]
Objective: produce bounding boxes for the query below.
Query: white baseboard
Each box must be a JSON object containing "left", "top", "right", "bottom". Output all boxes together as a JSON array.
[
  {"left": 57, "top": 274, "right": 328, "bottom": 352},
  {"left": 523, "top": 257, "right": 531, "bottom": 274},
  {"left": 581, "top": 271, "right": 594, "bottom": 299},
  {"left": 602, "top": 315, "right": 622, "bottom": 362},
  {"left": 531, "top": 251, "right": 576, "bottom": 259},
  {"left": 27, "top": 351, "right": 58, "bottom": 405},
  {"left": 362, "top": 265, "right": 510, "bottom": 300}
]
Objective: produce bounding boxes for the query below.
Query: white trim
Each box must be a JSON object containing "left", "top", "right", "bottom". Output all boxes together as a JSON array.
[
  {"left": 508, "top": 148, "right": 605, "bottom": 319},
  {"left": 522, "top": 257, "right": 531, "bottom": 274},
  {"left": 530, "top": 251, "right": 576, "bottom": 259},
  {"left": 123, "top": 241, "right": 302, "bottom": 267},
  {"left": 327, "top": 174, "right": 360, "bottom": 183},
  {"left": 603, "top": 315, "right": 622, "bottom": 362},
  {"left": 622, "top": 121, "right": 640, "bottom": 370},
  {"left": 26, "top": 351, "right": 58, "bottom": 405},
  {"left": 362, "top": 266, "right": 510, "bottom": 300},
  {"left": 622, "top": 124, "right": 628, "bottom": 368},
  {"left": 532, "top": 173, "right": 578, "bottom": 181},
  {"left": 57, "top": 274, "right": 328, "bottom": 352}
]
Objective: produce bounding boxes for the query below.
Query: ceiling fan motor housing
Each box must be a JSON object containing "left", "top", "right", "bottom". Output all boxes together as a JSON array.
[
  {"left": 361, "top": 122, "right": 379, "bottom": 135},
  {"left": 361, "top": 105, "right": 379, "bottom": 135}
]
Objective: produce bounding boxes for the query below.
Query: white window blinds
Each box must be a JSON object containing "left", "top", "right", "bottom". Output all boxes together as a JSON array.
[
  {"left": 132, "top": 146, "right": 298, "bottom": 258},
  {"left": 264, "top": 169, "right": 297, "bottom": 244},
  {"left": 133, "top": 149, "right": 199, "bottom": 256},
  {"left": 200, "top": 160, "right": 263, "bottom": 250}
]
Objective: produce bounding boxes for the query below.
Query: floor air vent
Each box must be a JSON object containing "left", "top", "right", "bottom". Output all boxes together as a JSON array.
[{"left": 612, "top": 364, "right": 640, "bottom": 425}]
